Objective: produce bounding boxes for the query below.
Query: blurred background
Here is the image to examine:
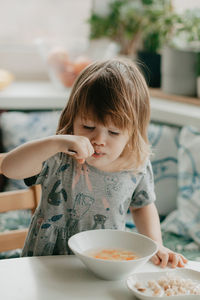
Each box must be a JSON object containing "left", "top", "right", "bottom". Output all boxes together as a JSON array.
[{"left": 0, "top": 0, "right": 200, "bottom": 96}]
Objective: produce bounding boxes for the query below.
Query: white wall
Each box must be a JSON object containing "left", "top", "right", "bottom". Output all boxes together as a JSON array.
[
  {"left": 173, "top": 0, "right": 200, "bottom": 12},
  {"left": 0, "top": 0, "right": 92, "bottom": 44},
  {"left": 0, "top": 0, "right": 92, "bottom": 79}
]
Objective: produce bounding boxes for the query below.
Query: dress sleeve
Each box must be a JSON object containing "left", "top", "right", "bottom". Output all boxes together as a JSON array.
[
  {"left": 130, "top": 160, "right": 156, "bottom": 208},
  {"left": 24, "top": 153, "right": 62, "bottom": 187},
  {"left": 24, "top": 160, "right": 49, "bottom": 187},
  {"left": 24, "top": 174, "right": 39, "bottom": 186}
]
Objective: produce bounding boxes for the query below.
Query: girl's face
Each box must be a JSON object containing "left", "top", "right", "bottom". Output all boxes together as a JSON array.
[{"left": 73, "top": 114, "right": 130, "bottom": 172}]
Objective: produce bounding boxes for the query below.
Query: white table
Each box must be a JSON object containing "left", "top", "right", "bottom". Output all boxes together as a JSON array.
[{"left": 0, "top": 255, "right": 200, "bottom": 300}]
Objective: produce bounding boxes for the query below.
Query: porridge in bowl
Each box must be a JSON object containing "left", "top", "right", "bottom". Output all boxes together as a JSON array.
[{"left": 85, "top": 248, "right": 140, "bottom": 261}]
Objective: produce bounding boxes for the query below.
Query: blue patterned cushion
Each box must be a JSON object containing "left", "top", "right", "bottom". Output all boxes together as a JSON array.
[
  {"left": 162, "top": 126, "right": 200, "bottom": 245},
  {"left": 0, "top": 111, "right": 61, "bottom": 190},
  {"left": 0, "top": 111, "right": 61, "bottom": 151},
  {"left": 148, "top": 123, "right": 180, "bottom": 216},
  {"left": 125, "top": 122, "right": 180, "bottom": 229}
]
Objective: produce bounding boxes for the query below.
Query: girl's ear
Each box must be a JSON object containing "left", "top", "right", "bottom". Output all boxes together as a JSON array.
[{"left": 126, "top": 136, "right": 132, "bottom": 150}]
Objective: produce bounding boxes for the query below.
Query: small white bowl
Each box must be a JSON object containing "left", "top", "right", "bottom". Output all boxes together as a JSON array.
[
  {"left": 127, "top": 269, "right": 200, "bottom": 300},
  {"left": 68, "top": 229, "right": 158, "bottom": 281}
]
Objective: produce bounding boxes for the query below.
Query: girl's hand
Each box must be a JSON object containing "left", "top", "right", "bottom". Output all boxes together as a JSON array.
[
  {"left": 151, "top": 244, "right": 188, "bottom": 268},
  {"left": 56, "top": 135, "right": 94, "bottom": 164}
]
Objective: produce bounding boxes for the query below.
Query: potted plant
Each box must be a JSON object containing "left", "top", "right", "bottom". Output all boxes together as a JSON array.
[
  {"left": 161, "top": 8, "right": 200, "bottom": 97},
  {"left": 137, "top": 1, "right": 178, "bottom": 87},
  {"left": 88, "top": 0, "right": 146, "bottom": 56},
  {"left": 88, "top": 0, "right": 177, "bottom": 87}
]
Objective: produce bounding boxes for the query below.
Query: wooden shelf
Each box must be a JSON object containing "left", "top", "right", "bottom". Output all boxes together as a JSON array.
[{"left": 150, "top": 88, "right": 200, "bottom": 106}]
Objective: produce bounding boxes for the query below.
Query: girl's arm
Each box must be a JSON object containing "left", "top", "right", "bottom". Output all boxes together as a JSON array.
[
  {"left": 1, "top": 135, "right": 94, "bottom": 179},
  {"left": 130, "top": 203, "right": 188, "bottom": 268},
  {"left": 130, "top": 202, "right": 163, "bottom": 244}
]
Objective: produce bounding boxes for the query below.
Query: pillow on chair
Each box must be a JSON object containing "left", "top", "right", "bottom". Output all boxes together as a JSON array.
[
  {"left": 126, "top": 122, "right": 180, "bottom": 229},
  {"left": 162, "top": 126, "right": 200, "bottom": 245},
  {"left": 0, "top": 111, "right": 61, "bottom": 190},
  {"left": 148, "top": 122, "right": 180, "bottom": 216}
]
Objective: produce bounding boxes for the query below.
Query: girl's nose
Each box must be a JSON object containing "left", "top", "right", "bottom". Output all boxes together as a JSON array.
[{"left": 91, "top": 131, "right": 106, "bottom": 146}]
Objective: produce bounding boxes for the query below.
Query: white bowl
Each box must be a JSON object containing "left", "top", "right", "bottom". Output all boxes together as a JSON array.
[{"left": 68, "top": 229, "right": 158, "bottom": 281}]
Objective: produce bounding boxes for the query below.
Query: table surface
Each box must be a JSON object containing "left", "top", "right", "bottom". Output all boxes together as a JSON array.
[{"left": 0, "top": 255, "right": 200, "bottom": 300}]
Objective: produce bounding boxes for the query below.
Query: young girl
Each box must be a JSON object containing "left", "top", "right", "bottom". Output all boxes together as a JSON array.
[{"left": 2, "top": 58, "right": 187, "bottom": 268}]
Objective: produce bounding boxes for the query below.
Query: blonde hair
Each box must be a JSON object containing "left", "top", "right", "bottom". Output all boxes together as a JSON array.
[{"left": 57, "top": 57, "right": 151, "bottom": 172}]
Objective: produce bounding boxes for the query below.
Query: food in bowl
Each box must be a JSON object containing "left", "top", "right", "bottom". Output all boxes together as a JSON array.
[
  {"left": 85, "top": 248, "right": 140, "bottom": 261},
  {"left": 134, "top": 274, "right": 200, "bottom": 296},
  {"left": 127, "top": 269, "right": 200, "bottom": 299},
  {"left": 68, "top": 229, "right": 158, "bottom": 281}
]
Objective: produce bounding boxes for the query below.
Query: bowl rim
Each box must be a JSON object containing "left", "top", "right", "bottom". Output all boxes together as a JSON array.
[{"left": 68, "top": 229, "right": 158, "bottom": 264}]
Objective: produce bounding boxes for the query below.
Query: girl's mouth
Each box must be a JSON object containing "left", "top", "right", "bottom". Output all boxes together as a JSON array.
[{"left": 92, "top": 151, "right": 105, "bottom": 158}]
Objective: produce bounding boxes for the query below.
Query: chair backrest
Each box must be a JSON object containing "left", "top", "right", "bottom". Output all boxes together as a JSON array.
[{"left": 0, "top": 153, "right": 41, "bottom": 253}]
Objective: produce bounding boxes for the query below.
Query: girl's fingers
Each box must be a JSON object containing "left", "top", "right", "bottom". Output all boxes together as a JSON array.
[
  {"left": 169, "top": 253, "right": 179, "bottom": 268},
  {"left": 159, "top": 252, "right": 169, "bottom": 268},
  {"left": 151, "top": 254, "right": 160, "bottom": 265},
  {"left": 181, "top": 254, "right": 188, "bottom": 264},
  {"left": 177, "top": 257, "right": 186, "bottom": 268},
  {"left": 169, "top": 252, "right": 188, "bottom": 267},
  {"left": 67, "top": 150, "right": 85, "bottom": 163},
  {"left": 67, "top": 136, "right": 94, "bottom": 160},
  {"left": 69, "top": 146, "right": 93, "bottom": 163},
  {"left": 177, "top": 254, "right": 188, "bottom": 267},
  {"left": 76, "top": 142, "right": 94, "bottom": 161},
  {"left": 152, "top": 246, "right": 188, "bottom": 269}
]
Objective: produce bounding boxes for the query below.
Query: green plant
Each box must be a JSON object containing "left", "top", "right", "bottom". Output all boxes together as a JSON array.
[
  {"left": 173, "top": 8, "right": 200, "bottom": 51},
  {"left": 89, "top": 0, "right": 144, "bottom": 55},
  {"left": 141, "top": 2, "right": 179, "bottom": 53},
  {"left": 88, "top": 0, "right": 177, "bottom": 55}
]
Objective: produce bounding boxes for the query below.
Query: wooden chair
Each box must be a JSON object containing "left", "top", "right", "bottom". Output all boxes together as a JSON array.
[{"left": 0, "top": 153, "right": 41, "bottom": 253}]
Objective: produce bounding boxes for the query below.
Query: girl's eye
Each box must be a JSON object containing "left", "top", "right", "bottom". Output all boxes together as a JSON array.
[
  {"left": 83, "top": 125, "right": 95, "bottom": 130},
  {"left": 109, "top": 131, "right": 120, "bottom": 136}
]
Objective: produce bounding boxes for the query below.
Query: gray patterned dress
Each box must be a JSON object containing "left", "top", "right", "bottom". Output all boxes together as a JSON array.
[{"left": 22, "top": 153, "right": 155, "bottom": 256}]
